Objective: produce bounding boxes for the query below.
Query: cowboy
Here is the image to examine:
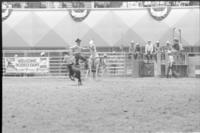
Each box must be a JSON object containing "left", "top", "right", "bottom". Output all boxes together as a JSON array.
[
  {"left": 145, "top": 40, "right": 154, "bottom": 62},
  {"left": 63, "top": 51, "right": 76, "bottom": 80},
  {"left": 70, "top": 38, "right": 87, "bottom": 65}
]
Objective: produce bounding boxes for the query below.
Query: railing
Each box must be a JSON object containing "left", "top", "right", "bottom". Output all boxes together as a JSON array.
[
  {"left": 2, "top": 50, "right": 127, "bottom": 77},
  {"left": 2, "top": 50, "right": 192, "bottom": 77}
]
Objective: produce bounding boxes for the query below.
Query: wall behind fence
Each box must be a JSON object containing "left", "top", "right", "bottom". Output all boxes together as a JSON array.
[{"left": 2, "top": 7, "right": 200, "bottom": 48}]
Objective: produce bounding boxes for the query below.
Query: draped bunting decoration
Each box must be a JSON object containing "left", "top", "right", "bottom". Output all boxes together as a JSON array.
[
  {"left": 68, "top": 9, "right": 90, "bottom": 22},
  {"left": 147, "top": 6, "right": 171, "bottom": 21},
  {"left": 2, "top": 3, "right": 13, "bottom": 22}
]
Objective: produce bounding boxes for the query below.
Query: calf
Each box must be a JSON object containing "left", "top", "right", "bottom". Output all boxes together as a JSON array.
[{"left": 67, "top": 64, "right": 82, "bottom": 85}]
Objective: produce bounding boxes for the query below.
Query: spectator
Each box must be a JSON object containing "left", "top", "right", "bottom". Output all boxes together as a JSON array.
[
  {"left": 134, "top": 42, "right": 141, "bottom": 60},
  {"left": 145, "top": 40, "right": 154, "bottom": 62},
  {"left": 129, "top": 40, "right": 135, "bottom": 53},
  {"left": 166, "top": 50, "right": 177, "bottom": 78},
  {"left": 153, "top": 41, "right": 160, "bottom": 62},
  {"left": 40, "top": 51, "right": 45, "bottom": 57},
  {"left": 172, "top": 38, "right": 183, "bottom": 51},
  {"left": 165, "top": 41, "right": 172, "bottom": 52}
]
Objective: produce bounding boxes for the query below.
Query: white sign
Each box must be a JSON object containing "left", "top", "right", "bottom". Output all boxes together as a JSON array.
[{"left": 5, "top": 57, "right": 49, "bottom": 73}]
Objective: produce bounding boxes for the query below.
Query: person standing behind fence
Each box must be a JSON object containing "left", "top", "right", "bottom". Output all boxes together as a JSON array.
[
  {"left": 166, "top": 50, "right": 176, "bottom": 78},
  {"left": 129, "top": 40, "right": 135, "bottom": 53},
  {"left": 134, "top": 42, "right": 141, "bottom": 60},
  {"left": 63, "top": 52, "right": 76, "bottom": 80},
  {"left": 153, "top": 41, "right": 160, "bottom": 62},
  {"left": 145, "top": 40, "right": 154, "bottom": 63}
]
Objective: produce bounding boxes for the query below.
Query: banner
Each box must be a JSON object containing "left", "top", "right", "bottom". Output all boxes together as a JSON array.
[{"left": 5, "top": 57, "right": 49, "bottom": 73}]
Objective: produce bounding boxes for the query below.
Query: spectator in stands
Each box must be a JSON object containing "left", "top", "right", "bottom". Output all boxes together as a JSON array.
[
  {"left": 70, "top": 38, "right": 87, "bottom": 65},
  {"left": 173, "top": 38, "right": 183, "bottom": 51},
  {"left": 145, "top": 40, "right": 154, "bottom": 62},
  {"left": 129, "top": 40, "right": 134, "bottom": 53},
  {"left": 14, "top": 54, "right": 18, "bottom": 57},
  {"left": 134, "top": 42, "right": 141, "bottom": 60},
  {"left": 40, "top": 51, "right": 45, "bottom": 57},
  {"left": 165, "top": 41, "right": 172, "bottom": 52},
  {"left": 153, "top": 41, "right": 160, "bottom": 62}
]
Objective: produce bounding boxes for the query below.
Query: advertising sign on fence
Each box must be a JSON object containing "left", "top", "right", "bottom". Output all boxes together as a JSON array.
[{"left": 5, "top": 57, "right": 49, "bottom": 73}]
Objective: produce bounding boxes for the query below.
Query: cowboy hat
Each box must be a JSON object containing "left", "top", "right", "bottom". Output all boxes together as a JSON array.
[
  {"left": 156, "top": 41, "right": 160, "bottom": 43},
  {"left": 103, "top": 53, "right": 107, "bottom": 57},
  {"left": 75, "top": 38, "right": 81, "bottom": 43},
  {"left": 166, "top": 41, "right": 170, "bottom": 44},
  {"left": 40, "top": 52, "right": 45, "bottom": 56}
]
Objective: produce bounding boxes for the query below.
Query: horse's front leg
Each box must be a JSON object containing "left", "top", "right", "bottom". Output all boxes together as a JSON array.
[{"left": 95, "top": 64, "right": 99, "bottom": 79}]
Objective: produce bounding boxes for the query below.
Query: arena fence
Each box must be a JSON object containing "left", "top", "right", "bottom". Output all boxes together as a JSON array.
[
  {"left": 2, "top": 50, "right": 127, "bottom": 77},
  {"left": 2, "top": 50, "right": 196, "bottom": 78}
]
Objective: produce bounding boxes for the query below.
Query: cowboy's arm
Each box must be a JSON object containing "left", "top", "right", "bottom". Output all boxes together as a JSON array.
[
  {"left": 80, "top": 46, "right": 89, "bottom": 50},
  {"left": 70, "top": 45, "right": 77, "bottom": 50}
]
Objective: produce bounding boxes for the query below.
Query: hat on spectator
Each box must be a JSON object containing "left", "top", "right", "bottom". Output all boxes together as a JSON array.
[
  {"left": 136, "top": 42, "right": 139, "bottom": 45},
  {"left": 75, "top": 38, "right": 81, "bottom": 43},
  {"left": 166, "top": 41, "right": 170, "bottom": 44},
  {"left": 40, "top": 52, "right": 45, "bottom": 56},
  {"left": 14, "top": 54, "right": 18, "bottom": 57},
  {"left": 131, "top": 40, "right": 134, "bottom": 43},
  {"left": 156, "top": 41, "right": 160, "bottom": 43},
  {"left": 103, "top": 53, "right": 107, "bottom": 57}
]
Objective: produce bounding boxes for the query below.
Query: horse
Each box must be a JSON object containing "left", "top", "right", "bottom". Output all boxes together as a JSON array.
[
  {"left": 85, "top": 53, "right": 101, "bottom": 79},
  {"left": 85, "top": 53, "right": 107, "bottom": 79}
]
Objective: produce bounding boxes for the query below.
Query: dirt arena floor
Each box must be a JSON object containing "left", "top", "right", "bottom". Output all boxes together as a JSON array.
[{"left": 3, "top": 77, "right": 200, "bottom": 133}]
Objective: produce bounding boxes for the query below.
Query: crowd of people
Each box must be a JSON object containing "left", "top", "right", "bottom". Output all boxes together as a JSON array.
[{"left": 129, "top": 38, "right": 183, "bottom": 77}]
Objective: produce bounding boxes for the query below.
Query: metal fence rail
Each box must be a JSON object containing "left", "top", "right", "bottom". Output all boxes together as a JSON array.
[
  {"left": 2, "top": 50, "right": 128, "bottom": 77},
  {"left": 2, "top": 50, "right": 192, "bottom": 77}
]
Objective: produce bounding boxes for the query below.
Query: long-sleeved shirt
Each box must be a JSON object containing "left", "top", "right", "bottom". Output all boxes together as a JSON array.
[
  {"left": 70, "top": 45, "right": 87, "bottom": 54},
  {"left": 168, "top": 55, "right": 174, "bottom": 66},
  {"left": 145, "top": 43, "right": 154, "bottom": 54}
]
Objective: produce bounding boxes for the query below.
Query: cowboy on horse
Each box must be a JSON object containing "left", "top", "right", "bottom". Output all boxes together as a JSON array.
[{"left": 70, "top": 38, "right": 88, "bottom": 66}]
